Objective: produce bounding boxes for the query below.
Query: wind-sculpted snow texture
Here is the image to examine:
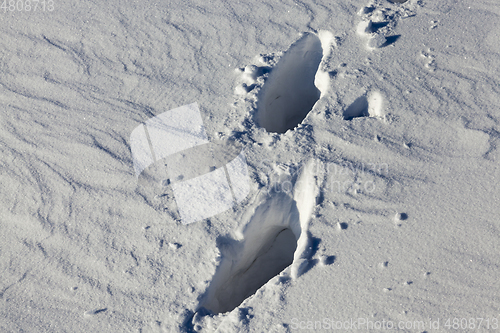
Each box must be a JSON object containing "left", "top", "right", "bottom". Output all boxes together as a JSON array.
[{"left": 1, "top": 0, "right": 500, "bottom": 332}]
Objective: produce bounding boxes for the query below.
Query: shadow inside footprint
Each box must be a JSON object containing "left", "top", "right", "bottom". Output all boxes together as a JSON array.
[
  {"left": 199, "top": 192, "right": 301, "bottom": 314},
  {"left": 257, "top": 33, "right": 323, "bottom": 133},
  {"left": 343, "top": 96, "right": 369, "bottom": 120},
  {"left": 382, "top": 35, "right": 401, "bottom": 47}
]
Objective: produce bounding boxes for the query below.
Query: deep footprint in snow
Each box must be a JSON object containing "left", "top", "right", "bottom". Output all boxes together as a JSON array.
[
  {"left": 256, "top": 33, "right": 324, "bottom": 133},
  {"left": 199, "top": 193, "right": 300, "bottom": 314},
  {"left": 198, "top": 162, "right": 319, "bottom": 314}
]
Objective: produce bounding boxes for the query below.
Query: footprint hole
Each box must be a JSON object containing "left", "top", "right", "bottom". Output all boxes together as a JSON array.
[
  {"left": 199, "top": 194, "right": 301, "bottom": 314},
  {"left": 343, "top": 96, "right": 369, "bottom": 120},
  {"left": 256, "top": 33, "right": 324, "bottom": 133}
]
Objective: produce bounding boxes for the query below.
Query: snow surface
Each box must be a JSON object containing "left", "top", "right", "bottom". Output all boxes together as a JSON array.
[{"left": 1, "top": 0, "right": 500, "bottom": 332}]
